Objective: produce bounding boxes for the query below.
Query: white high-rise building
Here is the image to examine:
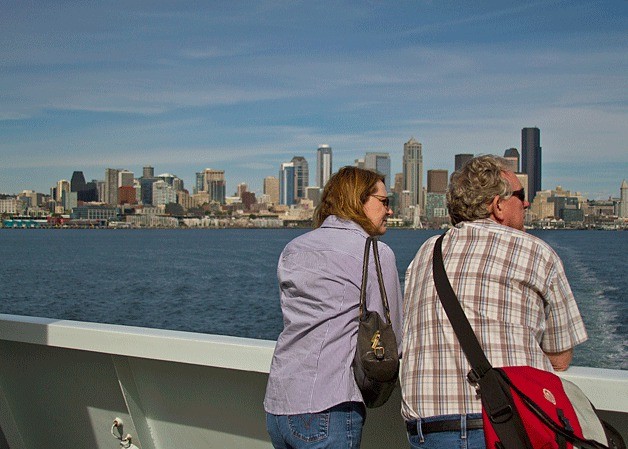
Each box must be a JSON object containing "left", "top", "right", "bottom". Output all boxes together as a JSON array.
[
  {"left": 620, "top": 179, "right": 628, "bottom": 218},
  {"left": 55, "top": 179, "right": 70, "bottom": 203},
  {"left": 403, "top": 137, "right": 423, "bottom": 210},
  {"left": 316, "top": 145, "right": 332, "bottom": 188}
]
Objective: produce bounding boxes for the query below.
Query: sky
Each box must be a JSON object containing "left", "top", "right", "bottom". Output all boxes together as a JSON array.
[{"left": 1, "top": 0, "right": 627, "bottom": 199}]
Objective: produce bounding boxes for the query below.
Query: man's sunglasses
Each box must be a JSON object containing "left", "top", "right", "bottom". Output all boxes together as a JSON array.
[
  {"left": 371, "top": 194, "right": 390, "bottom": 208},
  {"left": 511, "top": 188, "right": 526, "bottom": 202}
]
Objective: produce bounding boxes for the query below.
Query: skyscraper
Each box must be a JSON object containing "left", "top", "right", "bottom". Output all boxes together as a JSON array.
[
  {"left": 427, "top": 169, "right": 448, "bottom": 193},
  {"left": 291, "top": 156, "right": 309, "bottom": 200},
  {"left": 203, "top": 168, "right": 226, "bottom": 204},
  {"left": 454, "top": 154, "right": 473, "bottom": 172},
  {"left": 279, "top": 162, "right": 295, "bottom": 205},
  {"left": 104, "top": 168, "right": 120, "bottom": 205},
  {"left": 503, "top": 148, "right": 520, "bottom": 173},
  {"left": 521, "top": 127, "right": 542, "bottom": 202},
  {"left": 118, "top": 170, "right": 134, "bottom": 187},
  {"left": 403, "top": 137, "right": 423, "bottom": 209},
  {"left": 70, "top": 171, "right": 86, "bottom": 194},
  {"left": 620, "top": 180, "right": 628, "bottom": 218},
  {"left": 56, "top": 179, "right": 70, "bottom": 203},
  {"left": 263, "top": 176, "right": 280, "bottom": 204},
  {"left": 316, "top": 145, "right": 333, "bottom": 188},
  {"left": 143, "top": 166, "right": 155, "bottom": 179},
  {"left": 365, "top": 152, "right": 391, "bottom": 186}
]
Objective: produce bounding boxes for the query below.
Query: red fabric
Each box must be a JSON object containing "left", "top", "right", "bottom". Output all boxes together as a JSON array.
[{"left": 483, "top": 366, "right": 584, "bottom": 449}]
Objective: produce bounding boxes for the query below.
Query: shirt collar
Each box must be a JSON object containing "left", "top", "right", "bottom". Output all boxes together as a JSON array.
[{"left": 320, "top": 215, "right": 369, "bottom": 237}]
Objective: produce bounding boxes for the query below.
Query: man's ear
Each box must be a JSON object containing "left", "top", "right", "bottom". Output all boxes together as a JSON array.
[{"left": 489, "top": 195, "right": 504, "bottom": 222}]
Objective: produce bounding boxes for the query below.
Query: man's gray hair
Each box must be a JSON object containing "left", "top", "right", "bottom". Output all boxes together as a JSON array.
[{"left": 447, "top": 155, "right": 514, "bottom": 225}]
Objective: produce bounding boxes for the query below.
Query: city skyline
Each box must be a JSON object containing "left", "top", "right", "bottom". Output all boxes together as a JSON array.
[{"left": 1, "top": 1, "right": 627, "bottom": 199}]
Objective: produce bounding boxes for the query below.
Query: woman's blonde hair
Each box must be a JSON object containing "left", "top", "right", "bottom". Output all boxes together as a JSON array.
[
  {"left": 313, "top": 166, "right": 385, "bottom": 236},
  {"left": 447, "top": 155, "right": 512, "bottom": 225}
]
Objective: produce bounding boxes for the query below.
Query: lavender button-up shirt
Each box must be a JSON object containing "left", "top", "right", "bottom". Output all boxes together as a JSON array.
[{"left": 264, "top": 215, "right": 403, "bottom": 415}]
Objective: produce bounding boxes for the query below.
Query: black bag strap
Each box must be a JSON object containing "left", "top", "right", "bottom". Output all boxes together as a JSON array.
[
  {"left": 359, "top": 237, "right": 392, "bottom": 324},
  {"left": 432, "top": 232, "right": 533, "bottom": 449}
]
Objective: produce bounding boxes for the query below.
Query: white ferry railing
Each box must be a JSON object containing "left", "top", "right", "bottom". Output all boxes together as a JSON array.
[{"left": 0, "top": 314, "right": 625, "bottom": 449}]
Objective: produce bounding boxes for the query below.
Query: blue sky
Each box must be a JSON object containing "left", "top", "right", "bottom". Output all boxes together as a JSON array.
[{"left": 1, "top": 0, "right": 626, "bottom": 199}]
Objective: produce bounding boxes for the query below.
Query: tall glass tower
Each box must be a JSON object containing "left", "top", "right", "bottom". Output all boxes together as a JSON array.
[
  {"left": 403, "top": 137, "right": 423, "bottom": 209},
  {"left": 365, "top": 152, "right": 391, "bottom": 187},
  {"left": 316, "top": 145, "right": 332, "bottom": 188},
  {"left": 280, "top": 162, "right": 295, "bottom": 205},
  {"left": 291, "top": 156, "right": 309, "bottom": 200},
  {"left": 521, "top": 127, "right": 541, "bottom": 202}
]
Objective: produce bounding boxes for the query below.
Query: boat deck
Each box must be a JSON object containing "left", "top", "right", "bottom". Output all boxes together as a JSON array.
[{"left": 0, "top": 314, "right": 625, "bottom": 449}]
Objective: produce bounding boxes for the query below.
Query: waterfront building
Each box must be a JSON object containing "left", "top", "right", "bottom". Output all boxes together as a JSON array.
[
  {"left": 237, "top": 183, "right": 248, "bottom": 198},
  {"left": 398, "top": 190, "right": 412, "bottom": 222},
  {"left": 143, "top": 166, "right": 154, "bottom": 179},
  {"left": 118, "top": 170, "right": 134, "bottom": 187},
  {"left": 118, "top": 186, "right": 137, "bottom": 205},
  {"left": 241, "top": 191, "right": 256, "bottom": 210},
  {"left": 403, "top": 137, "right": 423, "bottom": 210},
  {"left": 177, "top": 190, "right": 194, "bottom": 211},
  {"left": 0, "top": 198, "right": 21, "bottom": 214},
  {"left": 133, "top": 180, "right": 142, "bottom": 204},
  {"left": 503, "top": 148, "right": 520, "bottom": 173},
  {"left": 18, "top": 190, "right": 44, "bottom": 209},
  {"left": 291, "top": 156, "right": 309, "bottom": 200},
  {"left": 263, "top": 176, "right": 280, "bottom": 205},
  {"left": 96, "top": 180, "right": 106, "bottom": 203},
  {"left": 62, "top": 190, "right": 78, "bottom": 212},
  {"left": 279, "top": 162, "right": 295, "bottom": 206},
  {"left": 305, "top": 186, "right": 322, "bottom": 207},
  {"left": 365, "top": 152, "right": 391, "bottom": 187},
  {"left": 316, "top": 145, "right": 332, "bottom": 189},
  {"left": 152, "top": 180, "right": 177, "bottom": 206},
  {"left": 202, "top": 169, "right": 227, "bottom": 204},
  {"left": 620, "top": 180, "right": 628, "bottom": 218},
  {"left": 191, "top": 192, "right": 210, "bottom": 207},
  {"left": 427, "top": 169, "right": 448, "bottom": 194},
  {"left": 56, "top": 179, "right": 70, "bottom": 203},
  {"left": 454, "top": 153, "right": 473, "bottom": 172},
  {"left": 515, "top": 173, "right": 529, "bottom": 201},
  {"left": 528, "top": 186, "right": 584, "bottom": 222},
  {"left": 104, "top": 169, "right": 120, "bottom": 206},
  {"left": 70, "top": 171, "right": 87, "bottom": 196},
  {"left": 71, "top": 205, "right": 117, "bottom": 220},
  {"left": 392, "top": 173, "right": 404, "bottom": 215},
  {"left": 425, "top": 192, "right": 448, "bottom": 225},
  {"left": 194, "top": 172, "right": 204, "bottom": 194},
  {"left": 139, "top": 178, "right": 156, "bottom": 206},
  {"left": 521, "top": 127, "right": 542, "bottom": 202}
]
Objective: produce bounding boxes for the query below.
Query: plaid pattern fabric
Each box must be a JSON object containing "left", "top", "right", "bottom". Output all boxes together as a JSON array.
[{"left": 400, "top": 220, "right": 587, "bottom": 420}]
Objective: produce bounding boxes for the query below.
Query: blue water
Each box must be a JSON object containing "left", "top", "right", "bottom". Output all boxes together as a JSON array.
[{"left": 0, "top": 228, "right": 625, "bottom": 370}]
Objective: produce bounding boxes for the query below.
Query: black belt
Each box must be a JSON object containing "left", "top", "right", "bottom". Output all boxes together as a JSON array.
[{"left": 406, "top": 418, "right": 484, "bottom": 435}]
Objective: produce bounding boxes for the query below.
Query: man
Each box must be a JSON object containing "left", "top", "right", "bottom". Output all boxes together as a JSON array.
[{"left": 400, "top": 155, "right": 587, "bottom": 449}]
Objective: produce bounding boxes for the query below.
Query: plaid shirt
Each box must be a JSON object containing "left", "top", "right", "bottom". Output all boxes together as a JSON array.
[{"left": 401, "top": 219, "right": 587, "bottom": 420}]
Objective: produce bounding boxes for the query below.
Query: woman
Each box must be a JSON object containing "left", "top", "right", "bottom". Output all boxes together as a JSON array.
[{"left": 264, "top": 166, "right": 403, "bottom": 448}]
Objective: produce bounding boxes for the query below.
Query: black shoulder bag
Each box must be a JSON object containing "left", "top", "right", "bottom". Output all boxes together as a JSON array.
[
  {"left": 432, "top": 232, "right": 622, "bottom": 449},
  {"left": 352, "top": 236, "right": 399, "bottom": 408}
]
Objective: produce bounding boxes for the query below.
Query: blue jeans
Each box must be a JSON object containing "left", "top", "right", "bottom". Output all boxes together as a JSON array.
[
  {"left": 406, "top": 414, "right": 485, "bottom": 449},
  {"left": 266, "top": 402, "right": 366, "bottom": 448}
]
